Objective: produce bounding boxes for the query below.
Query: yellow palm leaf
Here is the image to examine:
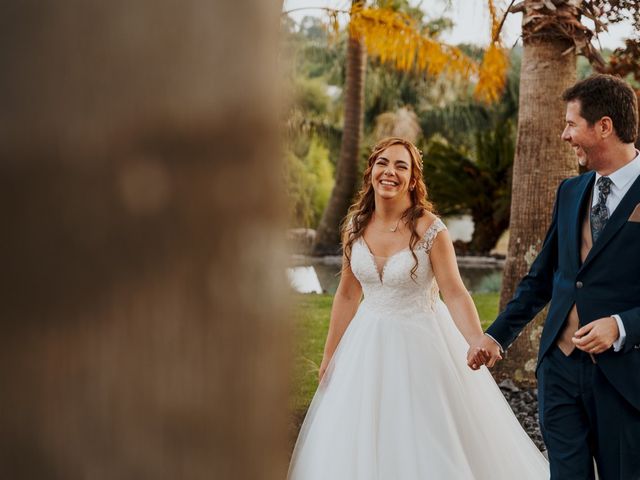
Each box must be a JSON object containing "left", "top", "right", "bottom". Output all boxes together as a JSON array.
[
  {"left": 474, "top": 0, "right": 509, "bottom": 102},
  {"left": 348, "top": 2, "right": 508, "bottom": 103}
]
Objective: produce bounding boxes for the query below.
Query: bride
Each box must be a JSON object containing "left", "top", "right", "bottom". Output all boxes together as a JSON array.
[{"left": 288, "top": 137, "right": 548, "bottom": 479}]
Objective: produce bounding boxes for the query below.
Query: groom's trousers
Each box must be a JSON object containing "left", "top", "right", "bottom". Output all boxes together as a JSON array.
[{"left": 538, "top": 345, "right": 640, "bottom": 480}]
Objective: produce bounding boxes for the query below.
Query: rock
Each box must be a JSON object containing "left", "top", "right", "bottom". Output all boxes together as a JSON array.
[
  {"left": 498, "top": 378, "right": 520, "bottom": 392},
  {"left": 499, "top": 379, "right": 546, "bottom": 452}
]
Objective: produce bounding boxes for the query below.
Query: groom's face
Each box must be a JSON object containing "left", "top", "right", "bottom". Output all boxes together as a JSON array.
[{"left": 562, "top": 100, "right": 601, "bottom": 169}]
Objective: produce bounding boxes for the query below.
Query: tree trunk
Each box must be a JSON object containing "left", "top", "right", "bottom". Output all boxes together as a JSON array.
[
  {"left": 312, "top": 1, "right": 366, "bottom": 255},
  {"left": 493, "top": 22, "right": 579, "bottom": 384},
  {"left": 0, "top": 2, "right": 288, "bottom": 479}
]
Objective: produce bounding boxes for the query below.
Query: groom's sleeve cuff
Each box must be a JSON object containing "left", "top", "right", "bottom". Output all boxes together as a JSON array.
[
  {"left": 484, "top": 333, "right": 504, "bottom": 353},
  {"left": 612, "top": 314, "right": 626, "bottom": 352}
]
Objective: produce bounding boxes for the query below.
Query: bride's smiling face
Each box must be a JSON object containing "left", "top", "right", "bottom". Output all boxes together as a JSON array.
[{"left": 371, "top": 144, "right": 414, "bottom": 201}]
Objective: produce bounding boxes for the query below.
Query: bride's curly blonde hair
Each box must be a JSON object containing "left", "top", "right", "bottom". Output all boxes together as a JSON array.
[{"left": 342, "top": 137, "right": 434, "bottom": 279}]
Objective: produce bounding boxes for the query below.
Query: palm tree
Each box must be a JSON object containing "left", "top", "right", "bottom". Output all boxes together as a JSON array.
[
  {"left": 423, "top": 120, "right": 515, "bottom": 254},
  {"left": 493, "top": 0, "right": 640, "bottom": 384},
  {"left": 313, "top": 0, "right": 368, "bottom": 255},
  {"left": 418, "top": 60, "right": 520, "bottom": 254},
  {"left": 309, "top": 1, "right": 507, "bottom": 254},
  {"left": 494, "top": 0, "right": 601, "bottom": 383},
  {"left": 0, "top": 1, "right": 288, "bottom": 479}
]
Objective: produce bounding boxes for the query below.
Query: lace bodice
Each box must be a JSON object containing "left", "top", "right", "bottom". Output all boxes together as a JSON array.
[{"left": 350, "top": 218, "right": 447, "bottom": 314}]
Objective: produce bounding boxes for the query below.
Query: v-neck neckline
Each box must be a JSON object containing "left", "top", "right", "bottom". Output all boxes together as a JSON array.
[
  {"left": 359, "top": 237, "right": 413, "bottom": 284},
  {"left": 357, "top": 218, "right": 442, "bottom": 284}
]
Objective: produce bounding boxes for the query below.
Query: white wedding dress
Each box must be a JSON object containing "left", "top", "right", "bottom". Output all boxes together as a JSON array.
[{"left": 288, "top": 219, "right": 549, "bottom": 479}]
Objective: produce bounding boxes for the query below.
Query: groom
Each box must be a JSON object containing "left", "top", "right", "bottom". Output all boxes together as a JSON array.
[{"left": 469, "top": 74, "right": 640, "bottom": 480}]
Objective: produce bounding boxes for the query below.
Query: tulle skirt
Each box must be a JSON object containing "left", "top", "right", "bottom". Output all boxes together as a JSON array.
[{"left": 288, "top": 300, "right": 549, "bottom": 479}]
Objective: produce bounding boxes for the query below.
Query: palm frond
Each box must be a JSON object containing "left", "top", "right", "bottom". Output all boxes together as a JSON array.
[
  {"left": 474, "top": 0, "right": 509, "bottom": 102},
  {"left": 349, "top": 3, "right": 508, "bottom": 103},
  {"left": 420, "top": 103, "right": 492, "bottom": 140}
]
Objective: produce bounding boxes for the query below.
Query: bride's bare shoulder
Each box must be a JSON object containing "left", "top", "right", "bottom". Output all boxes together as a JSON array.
[{"left": 416, "top": 211, "right": 439, "bottom": 234}]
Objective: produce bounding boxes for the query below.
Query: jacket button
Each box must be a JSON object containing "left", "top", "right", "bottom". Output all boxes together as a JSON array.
[{"left": 576, "top": 281, "right": 583, "bottom": 288}]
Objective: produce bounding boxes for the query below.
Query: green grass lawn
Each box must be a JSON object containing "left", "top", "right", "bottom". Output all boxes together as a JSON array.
[{"left": 290, "top": 292, "right": 499, "bottom": 413}]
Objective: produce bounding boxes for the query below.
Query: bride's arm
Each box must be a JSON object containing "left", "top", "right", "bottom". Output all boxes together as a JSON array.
[
  {"left": 430, "top": 230, "right": 497, "bottom": 360},
  {"left": 318, "top": 257, "right": 362, "bottom": 381}
]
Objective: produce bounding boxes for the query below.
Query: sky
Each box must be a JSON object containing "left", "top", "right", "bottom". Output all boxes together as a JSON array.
[{"left": 283, "top": 0, "right": 635, "bottom": 50}]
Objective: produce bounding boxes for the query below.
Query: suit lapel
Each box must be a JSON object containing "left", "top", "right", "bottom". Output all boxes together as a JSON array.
[
  {"left": 581, "top": 172, "right": 640, "bottom": 271},
  {"left": 571, "top": 172, "right": 595, "bottom": 270}
]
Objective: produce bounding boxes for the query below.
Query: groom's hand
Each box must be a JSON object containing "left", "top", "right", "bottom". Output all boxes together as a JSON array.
[
  {"left": 467, "top": 335, "right": 502, "bottom": 370},
  {"left": 572, "top": 316, "right": 619, "bottom": 355}
]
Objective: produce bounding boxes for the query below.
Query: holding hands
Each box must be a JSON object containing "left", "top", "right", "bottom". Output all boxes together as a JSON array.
[
  {"left": 467, "top": 334, "right": 503, "bottom": 370},
  {"left": 466, "top": 316, "right": 620, "bottom": 370}
]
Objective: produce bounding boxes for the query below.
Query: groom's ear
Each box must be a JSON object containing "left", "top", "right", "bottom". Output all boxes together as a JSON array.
[{"left": 598, "top": 116, "right": 614, "bottom": 139}]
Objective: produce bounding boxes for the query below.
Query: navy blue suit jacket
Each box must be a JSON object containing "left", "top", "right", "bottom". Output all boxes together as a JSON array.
[{"left": 487, "top": 171, "right": 640, "bottom": 411}]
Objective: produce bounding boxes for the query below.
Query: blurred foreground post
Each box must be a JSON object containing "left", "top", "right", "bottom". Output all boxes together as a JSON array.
[{"left": 0, "top": 1, "right": 288, "bottom": 479}]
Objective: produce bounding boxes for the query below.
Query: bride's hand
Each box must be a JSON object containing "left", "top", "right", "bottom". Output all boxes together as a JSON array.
[
  {"left": 467, "top": 335, "right": 502, "bottom": 370},
  {"left": 466, "top": 346, "right": 489, "bottom": 370}
]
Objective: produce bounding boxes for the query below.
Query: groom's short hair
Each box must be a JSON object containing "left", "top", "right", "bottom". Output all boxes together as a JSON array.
[{"left": 562, "top": 74, "right": 638, "bottom": 144}]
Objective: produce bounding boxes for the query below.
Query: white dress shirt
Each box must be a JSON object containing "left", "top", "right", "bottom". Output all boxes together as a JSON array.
[{"left": 593, "top": 150, "right": 640, "bottom": 351}]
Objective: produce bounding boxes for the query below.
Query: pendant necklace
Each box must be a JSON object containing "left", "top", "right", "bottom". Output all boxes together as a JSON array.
[
  {"left": 388, "top": 217, "right": 401, "bottom": 232},
  {"left": 374, "top": 212, "right": 402, "bottom": 233}
]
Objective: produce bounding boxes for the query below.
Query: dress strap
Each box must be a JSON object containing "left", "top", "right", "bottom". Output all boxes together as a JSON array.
[{"left": 422, "top": 218, "right": 447, "bottom": 254}]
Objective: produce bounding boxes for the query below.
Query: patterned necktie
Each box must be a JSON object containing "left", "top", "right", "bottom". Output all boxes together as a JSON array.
[{"left": 590, "top": 176, "right": 613, "bottom": 243}]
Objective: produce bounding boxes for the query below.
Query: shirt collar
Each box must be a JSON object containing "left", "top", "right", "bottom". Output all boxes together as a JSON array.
[{"left": 595, "top": 149, "right": 640, "bottom": 190}]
